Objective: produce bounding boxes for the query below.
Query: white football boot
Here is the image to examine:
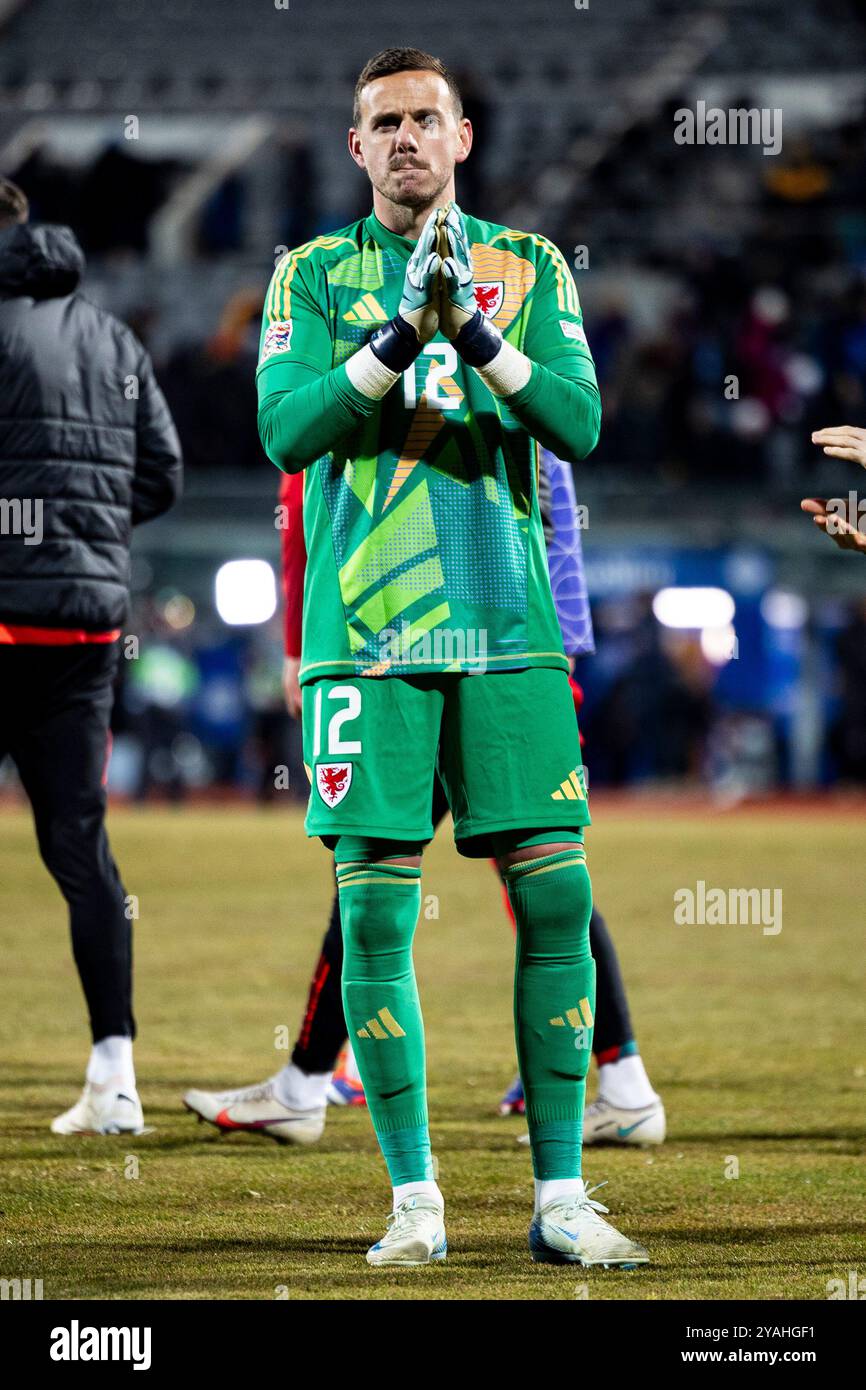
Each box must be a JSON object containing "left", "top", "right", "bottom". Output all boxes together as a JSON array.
[
  {"left": 517, "top": 1096, "right": 666, "bottom": 1149},
  {"left": 581, "top": 1097, "right": 666, "bottom": 1146},
  {"left": 182, "top": 1075, "right": 325, "bottom": 1145},
  {"left": 366, "top": 1196, "right": 447, "bottom": 1267},
  {"left": 530, "top": 1181, "right": 649, "bottom": 1268},
  {"left": 51, "top": 1078, "right": 145, "bottom": 1136}
]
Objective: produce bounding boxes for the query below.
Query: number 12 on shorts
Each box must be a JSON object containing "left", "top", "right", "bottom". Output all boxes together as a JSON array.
[{"left": 312, "top": 684, "right": 362, "bottom": 757}]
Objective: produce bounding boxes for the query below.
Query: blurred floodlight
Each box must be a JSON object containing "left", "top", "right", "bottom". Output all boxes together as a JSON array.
[
  {"left": 163, "top": 593, "right": 196, "bottom": 631},
  {"left": 752, "top": 285, "right": 789, "bottom": 326},
  {"left": 786, "top": 353, "right": 823, "bottom": 396},
  {"left": 761, "top": 589, "right": 808, "bottom": 630},
  {"left": 215, "top": 560, "right": 277, "bottom": 626},
  {"left": 701, "top": 623, "right": 738, "bottom": 665},
  {"left": 730, "top": 396, "right": 772, "bottom": 439},
  {"left": 653, "top": 586, "right": 735, "bottom": 630}
]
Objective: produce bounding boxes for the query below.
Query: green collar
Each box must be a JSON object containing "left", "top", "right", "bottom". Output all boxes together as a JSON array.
[{"left": 364, "top": 209, "right": 417, "bottom": 257}]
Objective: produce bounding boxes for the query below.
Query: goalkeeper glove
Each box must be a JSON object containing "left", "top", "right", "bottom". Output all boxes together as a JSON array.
[
  {"left": 438, "top": 202, "right": 502, "bottom": 365},
  {"left": 369, "top": 206, "right": 442, "bottom": 372}
]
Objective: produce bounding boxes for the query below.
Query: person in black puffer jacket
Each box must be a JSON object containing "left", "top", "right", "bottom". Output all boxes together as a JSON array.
[{"left": 0, "top": 177, "right": 182, "bottom": 1136}]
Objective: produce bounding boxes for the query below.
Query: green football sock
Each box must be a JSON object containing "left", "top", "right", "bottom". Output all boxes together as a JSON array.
[
  {"left": 503, "top": 847, "right": 595, "bottom": 1180},
  {"left": 336, "top": 858, "right": 433, "bottom": 1185}
]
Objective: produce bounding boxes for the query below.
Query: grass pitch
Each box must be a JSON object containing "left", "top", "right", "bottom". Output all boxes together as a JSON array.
[{"left": 0, "top": 801, "right": 864, "bottom": 1301}]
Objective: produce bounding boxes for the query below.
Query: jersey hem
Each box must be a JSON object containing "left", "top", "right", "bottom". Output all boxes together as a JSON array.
[{"left": 298, "top": 653, "right": 570, "bottom": 683}]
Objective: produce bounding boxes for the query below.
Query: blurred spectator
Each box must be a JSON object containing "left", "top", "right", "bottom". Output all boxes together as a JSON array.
[
  {"left": 244, "top": 622, "right": 293, "bottom": 804},
  {"left": 12, "top": 142, "right": 186, "bottom": 255},
  {"left": 127, "top": 642, "right": 199, "bottom": 802},
  {"left": 588, "top": 598, "right": 714, "bottom": 784},
  {"left": 832, "top": 597, "right": 866, "bottom": 783},
  {"left": 197, "top": 173, "right": 246, "bottom": 255},
  {"left": 277, "top": 131, "right": 320, "bottom": 250},
  {"left": 161, "top": 290, "right": 264, "bottom": 470}
]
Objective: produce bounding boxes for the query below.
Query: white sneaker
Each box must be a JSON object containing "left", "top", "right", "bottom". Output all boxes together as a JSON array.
[
  {"left": 582, "top": 1097, "right": 666, "bottom": 1146},
  {"left": 529, "top": 1181, "right": 649, "bottom": 1267},
  {"left": 51, "top": 1078, "right": 144, "bottom": 1136},
  {"left": 182, "top": 1075, "right": 325, "bottom": 1145},
  {"left": 366, "top": 1196, "right": 447, "bottom": 1267}
]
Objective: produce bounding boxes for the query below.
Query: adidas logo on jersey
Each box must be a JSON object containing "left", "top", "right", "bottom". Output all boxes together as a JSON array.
[
  {"left": 550, "top": 766, "right": 587, "bottom": 801},
  {"left": 343, "top": 294, "right": 388, "bottom": 324}
]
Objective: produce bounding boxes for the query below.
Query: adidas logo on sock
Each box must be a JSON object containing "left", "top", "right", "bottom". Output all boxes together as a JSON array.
[
  {"left": 549, "top": 998, "right": 594, "bottom": 1028},
  {"left": 356, "top": 1008, "right": 406, "bottom": 1040}
]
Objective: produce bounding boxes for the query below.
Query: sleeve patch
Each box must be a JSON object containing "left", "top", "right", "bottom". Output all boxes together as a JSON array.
[
  {"left": 559, "top": 319, "right": 588, "bottom": 347},
  {"left": 260, "top": 319, "right": 293, "bottom": 363}
]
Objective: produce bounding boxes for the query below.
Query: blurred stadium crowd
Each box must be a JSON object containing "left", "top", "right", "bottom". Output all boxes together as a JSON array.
[
  {"left": 1, "top": 0, "right": 866, "bottom": 801},
  {"left": 10, "top": 94, "right": 866, "bottom": 484}
]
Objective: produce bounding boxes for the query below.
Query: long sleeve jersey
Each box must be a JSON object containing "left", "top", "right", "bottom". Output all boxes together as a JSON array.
[{"left": 258, "top": 209, "right": 600, "bottom": 683}]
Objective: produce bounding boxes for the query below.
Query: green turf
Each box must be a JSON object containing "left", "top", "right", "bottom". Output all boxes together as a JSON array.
[{"left": 0, "top": 804, "right": 863, "bottom": 1300}]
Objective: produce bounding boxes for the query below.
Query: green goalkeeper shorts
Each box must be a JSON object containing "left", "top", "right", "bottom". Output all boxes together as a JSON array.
[{"left": 301, "top": 666, "right": 589, "bottom": 858}]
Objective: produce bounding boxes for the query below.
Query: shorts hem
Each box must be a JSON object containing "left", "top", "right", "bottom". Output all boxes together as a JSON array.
[
  {"left": 453, "top": 812, "right": 590, "bottom": 855},
  {"left": 306, "top": 822, "right": 436, "bottom": 844}
]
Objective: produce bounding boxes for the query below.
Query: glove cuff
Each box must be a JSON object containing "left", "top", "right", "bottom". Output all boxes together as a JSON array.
[
  {"left": 453, "top": 309, "right": 502, "bottom": 366},
  {"left": 345, "top": 343, "right": 401, "bottom": 400},
  {"left": 369, "top": 314, "right": 422, "bottom": 372},
  {"left": 473, "top": 338, "right": 533, "bottom": 397}
]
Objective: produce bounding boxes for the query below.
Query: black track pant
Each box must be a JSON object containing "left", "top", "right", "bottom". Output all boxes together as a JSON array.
[
  {"left": 292, "top": 778, "right": 634, "bottom": 1073},
  {"left": 0, "top": 644, "right": 133, "bottom": 1042}
]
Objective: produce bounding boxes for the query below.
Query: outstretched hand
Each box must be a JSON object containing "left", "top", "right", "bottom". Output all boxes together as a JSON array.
[
  {"left": 811, "top": 426, "right": 866, "bottom": 467},
  {"left": 800, "top": 497, "right": 866, "bottom": 554},
  {"left": 801, "top": 425, "right": 866, "bottom": 555}
]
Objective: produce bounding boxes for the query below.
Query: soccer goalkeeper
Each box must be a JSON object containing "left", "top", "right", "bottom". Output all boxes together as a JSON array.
[
  {"left": 184, "top": 455, "right": 665, "bottom": 1141},
  {"left": 253, "top": 47, "right": 648, "bottom": 1269}
]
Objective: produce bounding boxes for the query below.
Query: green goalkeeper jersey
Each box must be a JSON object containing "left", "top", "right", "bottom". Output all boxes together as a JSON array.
[{"left": 257, "top": 209, "right": 600, "bottom": 685}]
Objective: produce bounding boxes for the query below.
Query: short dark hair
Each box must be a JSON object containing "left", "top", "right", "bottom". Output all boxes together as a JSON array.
[
  {"left": 353, "top": 47, "right": 463, "bottom": 128},
  {"left": 0, "top": 177, "right": 28, "bottom": 230}
]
